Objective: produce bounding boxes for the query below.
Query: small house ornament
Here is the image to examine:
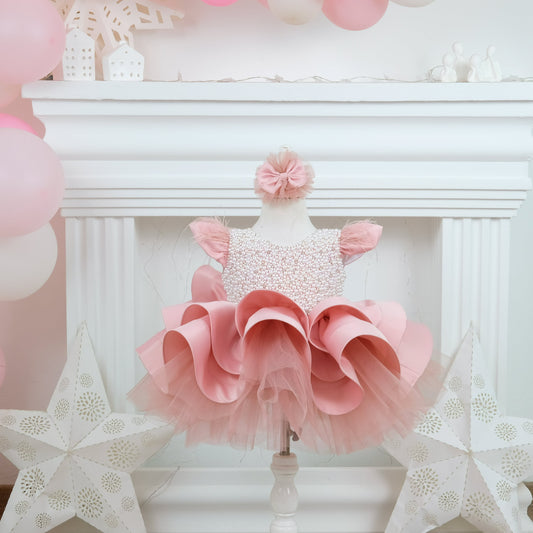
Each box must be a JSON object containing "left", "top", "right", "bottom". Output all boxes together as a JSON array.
[
  {"left": 102, "top": 41, "right": 144, "bottom": 81},
  {"left": 54, "top": 27, "right": 95, "bottom": 81}
]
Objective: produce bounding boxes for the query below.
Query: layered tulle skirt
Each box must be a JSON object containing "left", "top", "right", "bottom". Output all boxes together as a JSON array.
[{"left": 130, "top": 265, "right": 435, "bottom": 454}]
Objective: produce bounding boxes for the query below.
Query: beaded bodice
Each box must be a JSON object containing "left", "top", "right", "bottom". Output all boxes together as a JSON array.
[{"left": 221, "top": 228, "right": 345, "bottom": 312}]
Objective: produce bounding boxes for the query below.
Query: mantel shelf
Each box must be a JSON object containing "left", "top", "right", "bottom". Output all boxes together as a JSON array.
[{"left": 23, "top": 79, "right": 533, "bottom": 104}]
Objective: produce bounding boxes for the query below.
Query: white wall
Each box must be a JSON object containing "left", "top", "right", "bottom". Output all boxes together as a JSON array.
[
  {"left": 1, "top": 0, "right": 532, "bottom": 481},
  {"left": 136, "top": 0, "right": 533, "bottom": 83}
]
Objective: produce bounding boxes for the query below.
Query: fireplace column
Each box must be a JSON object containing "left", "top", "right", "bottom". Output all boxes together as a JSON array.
[
  {"left": 440, "top": 217, "right": 511, "bottom": 401},
  {"left": 65, "top": 216, "right": 137, "bottom": 411}
]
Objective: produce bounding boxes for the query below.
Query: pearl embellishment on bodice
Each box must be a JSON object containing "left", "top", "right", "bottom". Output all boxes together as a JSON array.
[{"left": 222, "top": 228, "right": 345, "bottom": 312}]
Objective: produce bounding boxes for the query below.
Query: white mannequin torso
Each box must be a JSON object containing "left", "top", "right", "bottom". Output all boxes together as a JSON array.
[{"left": 252, "top": 198, "right": 316, "bottom": 244}]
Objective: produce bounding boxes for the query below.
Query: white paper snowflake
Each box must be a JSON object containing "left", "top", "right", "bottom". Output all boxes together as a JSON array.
[{"left": 51, "top": 0, "right": 184, "bottom": 56}]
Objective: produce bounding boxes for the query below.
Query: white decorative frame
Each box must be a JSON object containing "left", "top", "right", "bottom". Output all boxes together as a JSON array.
[{"left": 25, "top": 81, "right": 533, "bottom": 533}]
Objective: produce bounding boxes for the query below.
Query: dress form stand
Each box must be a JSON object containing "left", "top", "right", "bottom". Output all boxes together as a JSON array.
[
  {"left": 254, "top": 198, "right": 312, "bottom": 533},
  {"left": 252, "top": 198, "right": 316, "bottom": 244},
  {"left": 270, "top": 420, "right": 299, "bottom": 533}
]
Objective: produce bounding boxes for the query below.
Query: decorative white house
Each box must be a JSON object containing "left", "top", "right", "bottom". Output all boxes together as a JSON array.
[
  {"left": 102, "top": 41, "right": 145, "bottom": 81},
  {"left": 54, "top": 27, "right": 95, "bottom": 81}
]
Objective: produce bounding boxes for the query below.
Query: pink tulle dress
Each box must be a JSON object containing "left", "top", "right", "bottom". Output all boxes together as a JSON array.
[{"left": 130, "top": 218, "right": 434, "bottom": 454}]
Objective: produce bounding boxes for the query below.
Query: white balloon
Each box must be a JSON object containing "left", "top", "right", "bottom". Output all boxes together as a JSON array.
[
  {"left": 0, "top": 223, "right": 57, "bottom": 301},
  {"left": 267, "top": 0, "right": 324, "bottom": 25},
  {"left": 391, "top": 0, "right": 435, "bottom": 6}
]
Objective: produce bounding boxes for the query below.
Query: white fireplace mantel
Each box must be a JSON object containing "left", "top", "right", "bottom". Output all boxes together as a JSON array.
[
  {"left": 23, "top": 81, "right": 533, "bottom": 533},
  {"left": 26, "top": 81, "right": 532, "bottom": 221}
]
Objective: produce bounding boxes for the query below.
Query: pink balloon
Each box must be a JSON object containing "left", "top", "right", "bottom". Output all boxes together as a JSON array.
[
  {"left": 0, "top": 129, "right": 64, "bottom": 237},
  {"left": 200, "top": 0, "right": 239, "bottom": 5},
  {"left": 257, "top": 0, "right": 268, "bottom": 5},
  {"left": 0, "top": 0, "right": 66, "bottom": 84},
  {"left": 0, "top": 83, "right": 20, "bottom": 107},
  {"left": 2, "top": 95, "right": 46, "bottom": 138},
  {"left": 322, "top": 0, "right": 389, "bottom": 30},
  {"left": 0, "top": 114, "right": 37, "bottom": 135},
  {"left": 0, "top": 346, "right": 4, "bottom": 388}
]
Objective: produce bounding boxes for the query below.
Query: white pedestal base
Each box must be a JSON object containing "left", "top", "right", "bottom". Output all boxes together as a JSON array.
[{"left": 270, "top": 453, "right": 299, "bottom": 533}]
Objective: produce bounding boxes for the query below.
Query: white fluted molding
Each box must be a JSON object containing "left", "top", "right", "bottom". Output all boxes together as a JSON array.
[
  {"left": 58, "top": 159, "right": 529, "bottom": 218},
  {"left": 65, "top": 216, "right": 137, "bottom": 411},
  {"left": 440, "top": 218, "right": 511, "bottom": 401}
]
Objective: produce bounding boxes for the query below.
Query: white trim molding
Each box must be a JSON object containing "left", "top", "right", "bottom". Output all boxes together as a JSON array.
[{"left": 57, "top": 159, "right": 528, "bottom": 218}]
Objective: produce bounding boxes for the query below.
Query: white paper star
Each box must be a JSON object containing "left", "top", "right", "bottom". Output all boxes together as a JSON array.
[
  {"left": 51, "top": 0, "right": 183, "bottom": 56},
  {"left": 383, "top": 326, "right": 533, "bottom": 533},
  {"left": 0, "top": 323, "right": 173, "bottom": 533}
]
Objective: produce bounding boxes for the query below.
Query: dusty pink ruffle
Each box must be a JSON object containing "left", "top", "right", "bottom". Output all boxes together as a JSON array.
[{"left": 129, "top": 266, "right": 435, "bottom": 452}]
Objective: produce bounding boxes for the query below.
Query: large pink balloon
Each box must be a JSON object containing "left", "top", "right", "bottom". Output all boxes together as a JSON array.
[
  {"left": 0, "top": 346, "right": 4, "bottom": 388},
  {"left": 0, "top": 114, "right": 37, "bottom": 135},
  {"left": 322, "top": 0, "right": 389, "bottom": 30},
  {"left": 200, "top": 0, "right": 239, "bottom": 5},
  {"left": 0, "top": 129, "right": 64, "bottom": 237},
  {"left": 0, "top": 83, "right": 19, "bottom": 107},
  {"left": 0, "top": 0, "right": 66, "bottom": 84}
]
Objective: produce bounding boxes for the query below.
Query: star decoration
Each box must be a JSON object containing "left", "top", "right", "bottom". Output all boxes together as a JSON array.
[
  {"left": 0, "top": 323, "right": 173, "bottom": 533},
  {"left": 50, "top": 0, "right": 183, "bottom": 56},
  {"left": 383, "top": 326, "right": 533, "bottom": 533}
]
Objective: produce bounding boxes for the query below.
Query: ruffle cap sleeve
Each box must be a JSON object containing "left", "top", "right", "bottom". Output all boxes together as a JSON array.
[
  {"left": 340, "top": 221, "right": 382, "bottom": 265},
  {"left": 190, "top": 218, "right": 230, "bottom": 267}
]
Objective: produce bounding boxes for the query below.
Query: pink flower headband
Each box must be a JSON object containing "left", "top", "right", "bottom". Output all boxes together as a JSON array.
[{"left": 255, "top": 149, "right": 314, "bottom": 201}]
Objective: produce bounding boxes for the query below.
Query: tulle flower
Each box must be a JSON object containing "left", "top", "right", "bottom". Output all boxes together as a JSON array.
[{"left": 255, "top": 149, "right": 314, "bottom": 201}]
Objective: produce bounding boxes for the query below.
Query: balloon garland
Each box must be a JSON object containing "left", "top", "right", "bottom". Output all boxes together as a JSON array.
[
  {"left": 207, "top": 0, "right": 435, "bottom": 29},
  {"left": 0, "top": 128, "right": 64, "bottom": 238},
  {"left": 0, "top": 0, "right": 65, "bottom": 302},
  {"left": 0, "top": 0, "right": 65, "bottom": 83},
  {"left": 322, "top": 0, "right": 389, "bottom": 31}
]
